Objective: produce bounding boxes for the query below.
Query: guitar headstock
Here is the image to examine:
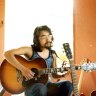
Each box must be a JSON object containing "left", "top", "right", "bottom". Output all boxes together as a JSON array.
[{"left": 63, "top": 43, "right": 72, "bottom": 60}]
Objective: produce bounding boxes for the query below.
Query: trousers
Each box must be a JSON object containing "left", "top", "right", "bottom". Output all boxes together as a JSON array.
[{"left": 25, "top": 80, "right": 72, "bottom": 96}]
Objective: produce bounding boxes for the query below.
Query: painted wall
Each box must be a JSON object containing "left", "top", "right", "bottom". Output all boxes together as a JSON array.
[
  {"left": 0, "top": 0, "right": 4, "bottom": 63},
  {"left": 74, "top": 0, "right": 96, "bottom": 95}
]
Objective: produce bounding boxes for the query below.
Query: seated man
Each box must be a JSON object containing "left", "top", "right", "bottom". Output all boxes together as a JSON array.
[{"left": 4, "top": 25, "right": 73, "bottom": 96}]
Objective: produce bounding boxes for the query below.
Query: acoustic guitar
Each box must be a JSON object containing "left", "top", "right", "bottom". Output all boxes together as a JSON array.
[
  {"left": 63, "top": 43, "right": 96, "bottom": 96},
  {"left": 0, "top": 55, "right": 96, "bottom": 94},
  {"left": 63, "top": 43, "right": 79, "bottom": 96},
  {"left": 63, "top": 43, "right": 86, "bottom": 96}
]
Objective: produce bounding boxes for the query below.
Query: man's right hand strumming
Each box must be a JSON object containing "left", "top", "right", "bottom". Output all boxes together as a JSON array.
[{"left": 21, "top": 67, "right": 35, "bottom": 81}]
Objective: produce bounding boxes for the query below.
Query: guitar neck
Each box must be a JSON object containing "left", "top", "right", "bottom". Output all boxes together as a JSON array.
[
  {"left": 39, "top": 67, "right": 68, "bottom": 74},
  {"left": 63, "top": 43, "right": 79, "bottom": 96},
  {"left": 69, "top": 59, "right": 79, "bottom": 96},
  {"left": 39, "top": 62, "right": 89, "bottom": 75}
]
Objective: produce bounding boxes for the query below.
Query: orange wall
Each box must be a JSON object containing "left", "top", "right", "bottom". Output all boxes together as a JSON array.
[
  {"left": 0, "top": 0, "right": 4, "bottom": 63},
  {"left": 74, "top": 0, "right": 96, "bottom": 95},
  {"left": 74, "top": 0, "right": 96, "bottom": 63}
]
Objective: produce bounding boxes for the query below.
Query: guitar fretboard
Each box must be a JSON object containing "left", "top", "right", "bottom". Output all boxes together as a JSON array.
[
  {"left": 38, "top": 64, "right": 91, "bottom": 75},
  {"left": 63, "top": 43, "right": 79, "bottom": 96},
  {"left": 39, "top": 67, "right": 68, "bottom": 74},
  {"left": 70, "top": 60, "right": 79, "bottom": 96}
]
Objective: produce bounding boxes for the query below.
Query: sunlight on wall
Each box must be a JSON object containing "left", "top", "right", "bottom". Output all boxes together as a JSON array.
[
  {"left": 5, "top": 0, "right": 73, "bottom": 52},
  {"left": 4, "top": 0, "right": 73, "bottom": 95}
]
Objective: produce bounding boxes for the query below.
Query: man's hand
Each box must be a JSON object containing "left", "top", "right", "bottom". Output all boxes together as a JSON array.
[{"left": 21, "top": 67, "right": 35, "bottom": 81}]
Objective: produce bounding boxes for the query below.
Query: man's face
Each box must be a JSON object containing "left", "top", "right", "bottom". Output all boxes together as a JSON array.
[{"left": 39, "top": 31, "right": 53, "bottom": 49}]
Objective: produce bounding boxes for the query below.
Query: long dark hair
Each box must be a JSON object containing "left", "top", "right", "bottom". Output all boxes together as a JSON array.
[{"left": 33, "top": 25, "right": 54, "bottom": 52}]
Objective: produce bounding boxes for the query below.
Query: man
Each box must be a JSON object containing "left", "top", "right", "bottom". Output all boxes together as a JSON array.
[{"left": 4, "top": 25, "right": 72, "bottom": 96}]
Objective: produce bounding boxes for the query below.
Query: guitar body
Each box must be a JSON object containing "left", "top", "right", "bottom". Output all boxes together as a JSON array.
[{"left": 0, "top": 56, "right": 48, "bottom": 94}]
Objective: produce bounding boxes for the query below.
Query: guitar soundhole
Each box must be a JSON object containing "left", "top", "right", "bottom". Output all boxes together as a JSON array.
[
  {"left": 31, "top": 68, "right": 38, "bottom": 77},
  {"left": 22, "top": 68, "right": 40, "bottom": 87}
]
